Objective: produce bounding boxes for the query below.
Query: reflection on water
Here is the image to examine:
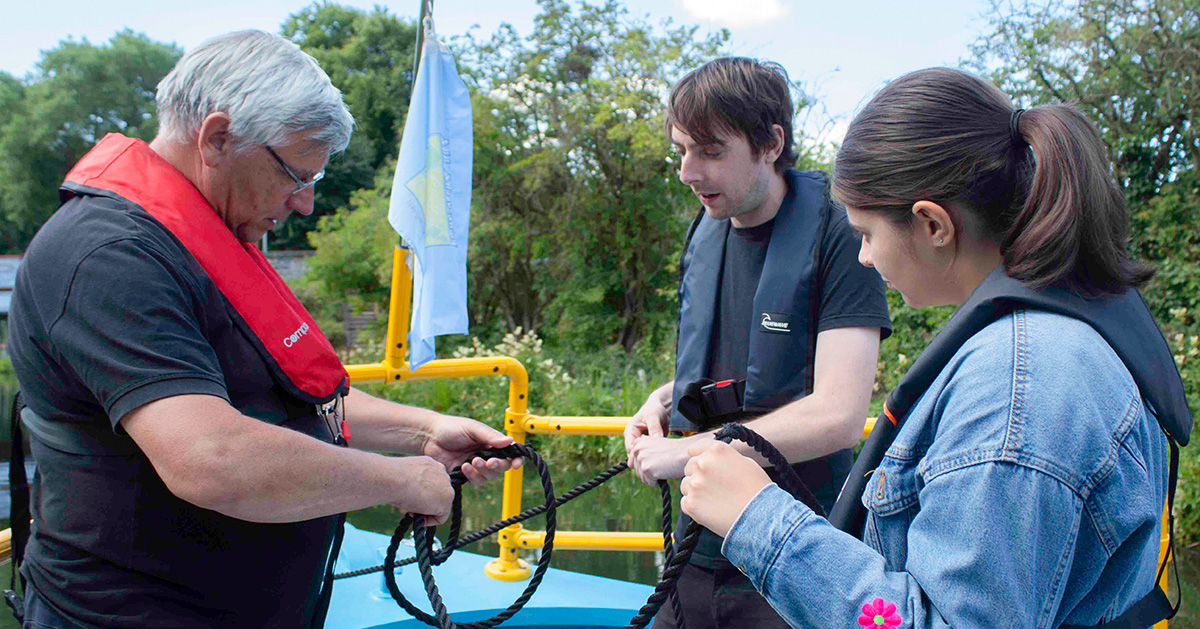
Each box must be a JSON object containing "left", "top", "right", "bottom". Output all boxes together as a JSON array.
[{"left": 348, "top": 458, "right": 1200, "bottom": 620}]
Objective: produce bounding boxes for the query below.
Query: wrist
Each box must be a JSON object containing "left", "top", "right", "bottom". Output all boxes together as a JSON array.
[
  {"left": 394, "top": 406, "right": 439, "bottom": 456},
  {"left": 416, "top": 411, "right": 441, "bottom": 453}
]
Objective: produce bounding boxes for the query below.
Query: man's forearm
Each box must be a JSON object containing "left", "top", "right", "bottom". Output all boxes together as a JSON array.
[
  {"left": 123, "top": 394, "right": 446, "bottom": 523},
  {"left": 734, "top": 392, "right": 866, "bottom": 464},
  {"left": 712, "top": 327, "right": 879, "bottom": 465},
  {"left": 202, "top": 424, "right": 440, "bottom": 522},
  {"left": 343, "top": 386, "right": 438, "bottom": 455}
]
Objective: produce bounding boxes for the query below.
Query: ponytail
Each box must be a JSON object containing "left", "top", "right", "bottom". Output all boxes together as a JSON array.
[
  {"left": 832, "top": 67, "right": 1153, "bottom": 296},
  {"left": 1006, "top": 106, "right": 1154, "bottom": 294}
]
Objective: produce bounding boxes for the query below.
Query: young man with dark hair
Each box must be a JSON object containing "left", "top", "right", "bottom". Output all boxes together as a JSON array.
[{"left": 624, "top": 57, "right": 892, "bottom": 628}]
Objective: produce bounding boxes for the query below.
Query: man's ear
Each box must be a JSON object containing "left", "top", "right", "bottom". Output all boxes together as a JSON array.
[
  {"left": 765, "top": 123, "right": 786, "bottom": 164},
  {"left": 197, "top": 112, "right": 234, "bottom": 168},
  {"left": 910, "top": 200, "right": 955, "bottom": 249}
]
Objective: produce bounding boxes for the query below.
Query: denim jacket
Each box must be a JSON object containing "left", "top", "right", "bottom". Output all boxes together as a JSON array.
[{"left": 723, "top": 310, "right": 1168, "bottom": 628}]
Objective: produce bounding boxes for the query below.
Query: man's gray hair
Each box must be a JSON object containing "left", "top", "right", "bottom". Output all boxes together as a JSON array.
[{"left": 156, "top": 30, "right": 353, "bottom": 153}]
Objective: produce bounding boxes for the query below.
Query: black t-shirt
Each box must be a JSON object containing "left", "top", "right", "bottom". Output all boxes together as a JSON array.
[
  {"left": 680, "top": 203, "right": 892, "bottom": 568},
  {"left": 708, "top": 219, "right": 774, "bottom": 383},
  {"left": 8, "top": 194, "right": 338, "bottom": 626}
]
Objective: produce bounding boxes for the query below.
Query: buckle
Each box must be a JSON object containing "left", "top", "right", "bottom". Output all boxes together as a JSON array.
[
  {"left": 700, "top": 379, "right": 745, "bottom": 418},
  {"left": 317, "top": 395, "right": 348, "bottom": 445}
]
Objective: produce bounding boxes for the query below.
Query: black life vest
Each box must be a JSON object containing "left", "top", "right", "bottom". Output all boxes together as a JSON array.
[
  {"left": 828, "top": 267, "right": 1191, "bottom": 628},
  {"left": 670, "top": 169, "right": 830, "bottom": 432}
]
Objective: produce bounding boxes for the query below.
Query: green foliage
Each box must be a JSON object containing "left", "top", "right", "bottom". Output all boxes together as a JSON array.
[
  {"left": 0, "top": 357, "right": 15, "bottom": 389},
  {"left": 1161, "top": 306, "right": 1200, "bottom": 545},
  {"left": 0, "top": 358, "right": 17, "bottom": 445},
  {"left": 873, "top": 293, "right": 955, "bottom": 399},
  {"left": 1133, "top": 173, "right": 1200, "bottom": 322},
  {"left": 970, "top": 0, "right": 1199, "bottom": 202},
  {"left": 454, "top": 0, "right": 730, "bottom": 352},
  {"left": 303, "top": 0, "right": 741, "bottom": 355},
  {"left": 0, "top": 32, "right": 180, "bottom": 253},
  {"left": 277, "top": 3, "right": 419, "bottom": 249},
  {"left": 303, "top": 163, "right": 398, "bottom": 307}
]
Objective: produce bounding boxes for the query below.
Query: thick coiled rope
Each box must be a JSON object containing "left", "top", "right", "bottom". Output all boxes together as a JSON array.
[
  {"left": 332, "top": 458, "right": 637, "bottom": 580},
  {"left": 346, "top": 424, "right": 813, "bottom": 629},
  {"left": 383, "top": 443, "right": 555, "bottom": 629}
]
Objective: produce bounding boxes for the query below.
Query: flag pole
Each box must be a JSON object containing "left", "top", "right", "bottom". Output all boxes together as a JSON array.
[
  {"left": 380, "top": 0, "right": 434, "bottom": 372},
  {"left": 412, "top": 0, "right": 434, "bottom": 86}
]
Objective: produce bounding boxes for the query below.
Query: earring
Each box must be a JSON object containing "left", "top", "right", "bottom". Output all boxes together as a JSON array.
[{"left": 937, "top": 238, "right": 944, "bottom": 245}]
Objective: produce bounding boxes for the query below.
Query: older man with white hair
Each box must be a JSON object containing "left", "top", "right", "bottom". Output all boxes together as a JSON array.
[{"left": 7, "top": 30, "right": 515, "bottom": 627}]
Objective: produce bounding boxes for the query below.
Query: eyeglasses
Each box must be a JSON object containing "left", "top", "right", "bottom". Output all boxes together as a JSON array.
[{"left": 264, "top": 145, "right": 325, "bottom": 196}]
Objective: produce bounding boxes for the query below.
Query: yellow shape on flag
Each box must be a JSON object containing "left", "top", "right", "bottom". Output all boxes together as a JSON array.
[{"left": 405, "top": 135, "right": 452, "bottom": 246}]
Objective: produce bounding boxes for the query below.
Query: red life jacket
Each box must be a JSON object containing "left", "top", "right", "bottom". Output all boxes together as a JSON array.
[{"left": 63, "top": 133, "right": 349, "bottom": 405}]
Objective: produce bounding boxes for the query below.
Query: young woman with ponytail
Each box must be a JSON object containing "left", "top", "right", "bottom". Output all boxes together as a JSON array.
[{"left": 677, "top": 67, "right": 1188, "bottom": 628}]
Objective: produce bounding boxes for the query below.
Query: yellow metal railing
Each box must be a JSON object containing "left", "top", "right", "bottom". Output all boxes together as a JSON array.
[{"left": 344, "top": 246, "right": 677, "bottom": 579}]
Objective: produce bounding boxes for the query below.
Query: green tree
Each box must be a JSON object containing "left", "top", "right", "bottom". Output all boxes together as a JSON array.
[
  {"left": 304, "top": 162, "right": 398, "bottom": 310},
  {"left": 278, "top": 3, "right": 420, "bottom": 249},
  {"left": 972, "top": 0, "right": 1198, "bottom": 201},
  {"left": 458, "top": 0, "right": 730, "bottom": 351},
  {"left": 302, "top": 0, "right": 836, "bottom": 354},
  {"left": 0, "top": 31, "right": 180, "bottom": 253},
  {"left": 0, "top": 73, "right": 27, "bottom": 253}
]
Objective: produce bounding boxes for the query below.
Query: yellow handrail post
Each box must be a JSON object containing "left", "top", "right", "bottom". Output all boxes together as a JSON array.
[
  {"left": 485, "top": 362, "right": 533, "bottom": 581},
  {"left": 383, "top": 245, "right": 413, "bottom": 374},
  {"left": 344, "top": 244, "right": 413, "bottom": 384},
  {"left": 1155, "top": 507, "right": 1171, "bottom": 629}
]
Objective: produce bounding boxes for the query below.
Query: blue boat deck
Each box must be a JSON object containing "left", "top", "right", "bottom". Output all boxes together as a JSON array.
[{"left": 328, "top": 524, "right": 655, "bottom": 628}]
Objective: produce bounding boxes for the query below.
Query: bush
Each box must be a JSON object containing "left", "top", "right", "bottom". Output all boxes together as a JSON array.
[
  {"left": 1162, "top": 308, "right": 1200, "bottom": 546},
  {"left": 0, "top": 357, "right": 15, "bottom": 389},
  {"left": 872, "top": 293, "right": 954, "bottom": 406}
]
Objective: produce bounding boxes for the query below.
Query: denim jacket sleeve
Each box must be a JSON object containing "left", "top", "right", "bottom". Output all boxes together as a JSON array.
[
  {"left": 722, "top": 312, "right": 1163, "bottom": 629},
  {"left": 724, "top": 462, "right": 1084, "bottom": 629}
]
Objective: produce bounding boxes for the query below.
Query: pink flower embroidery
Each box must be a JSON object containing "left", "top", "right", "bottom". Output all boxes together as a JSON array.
[{"left": 858, "top": 597, "right": 903, "bottom": 627}]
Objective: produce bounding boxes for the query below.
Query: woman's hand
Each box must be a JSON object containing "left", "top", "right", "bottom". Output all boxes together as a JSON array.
[{"left": 680, "top": 440, "right": 773, "bottom": 537}]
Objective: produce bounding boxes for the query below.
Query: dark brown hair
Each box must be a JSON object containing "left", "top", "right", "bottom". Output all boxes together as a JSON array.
[
  {"left": 666, "top": 57, "right": 798, "bottom": 172},
  {"left": 833, "top": 67, "right": 1153, "bottom": 296}
]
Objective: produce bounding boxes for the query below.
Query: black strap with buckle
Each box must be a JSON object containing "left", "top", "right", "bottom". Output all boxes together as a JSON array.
[{"left": 676, "top": 378, "right": 751, "bottom": 430}]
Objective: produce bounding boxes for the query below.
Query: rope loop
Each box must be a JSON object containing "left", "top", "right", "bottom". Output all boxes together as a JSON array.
[{"left": 383, "top": 442, "right": 556, "bottom": 629}]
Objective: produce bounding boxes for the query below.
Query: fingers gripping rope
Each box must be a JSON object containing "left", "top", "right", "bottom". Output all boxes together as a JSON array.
[{"left": 622, "top": 423, "right": 822, "bottom": 629}]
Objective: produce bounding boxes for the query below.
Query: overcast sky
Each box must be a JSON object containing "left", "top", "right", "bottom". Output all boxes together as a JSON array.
[{"left": 2, "top": 0, "right": 995, "bottom": 144}]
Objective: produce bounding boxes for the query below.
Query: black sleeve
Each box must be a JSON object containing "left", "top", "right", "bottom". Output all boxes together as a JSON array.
[
  {"left": 816, "top": 209, "right": 893, "bottom": 340},
  {"left": 48, "top": 238, "right": 229, "bottom": 429}
]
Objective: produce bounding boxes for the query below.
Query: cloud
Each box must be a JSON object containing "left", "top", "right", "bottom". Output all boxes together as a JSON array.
[{"left": 677, "top": 0, "right": 789, "bottom": 28}]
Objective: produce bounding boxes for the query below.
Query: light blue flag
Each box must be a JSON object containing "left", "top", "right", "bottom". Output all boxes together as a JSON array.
[{"left": 388, "top": 33, "right": 473, "bottom": 369}]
